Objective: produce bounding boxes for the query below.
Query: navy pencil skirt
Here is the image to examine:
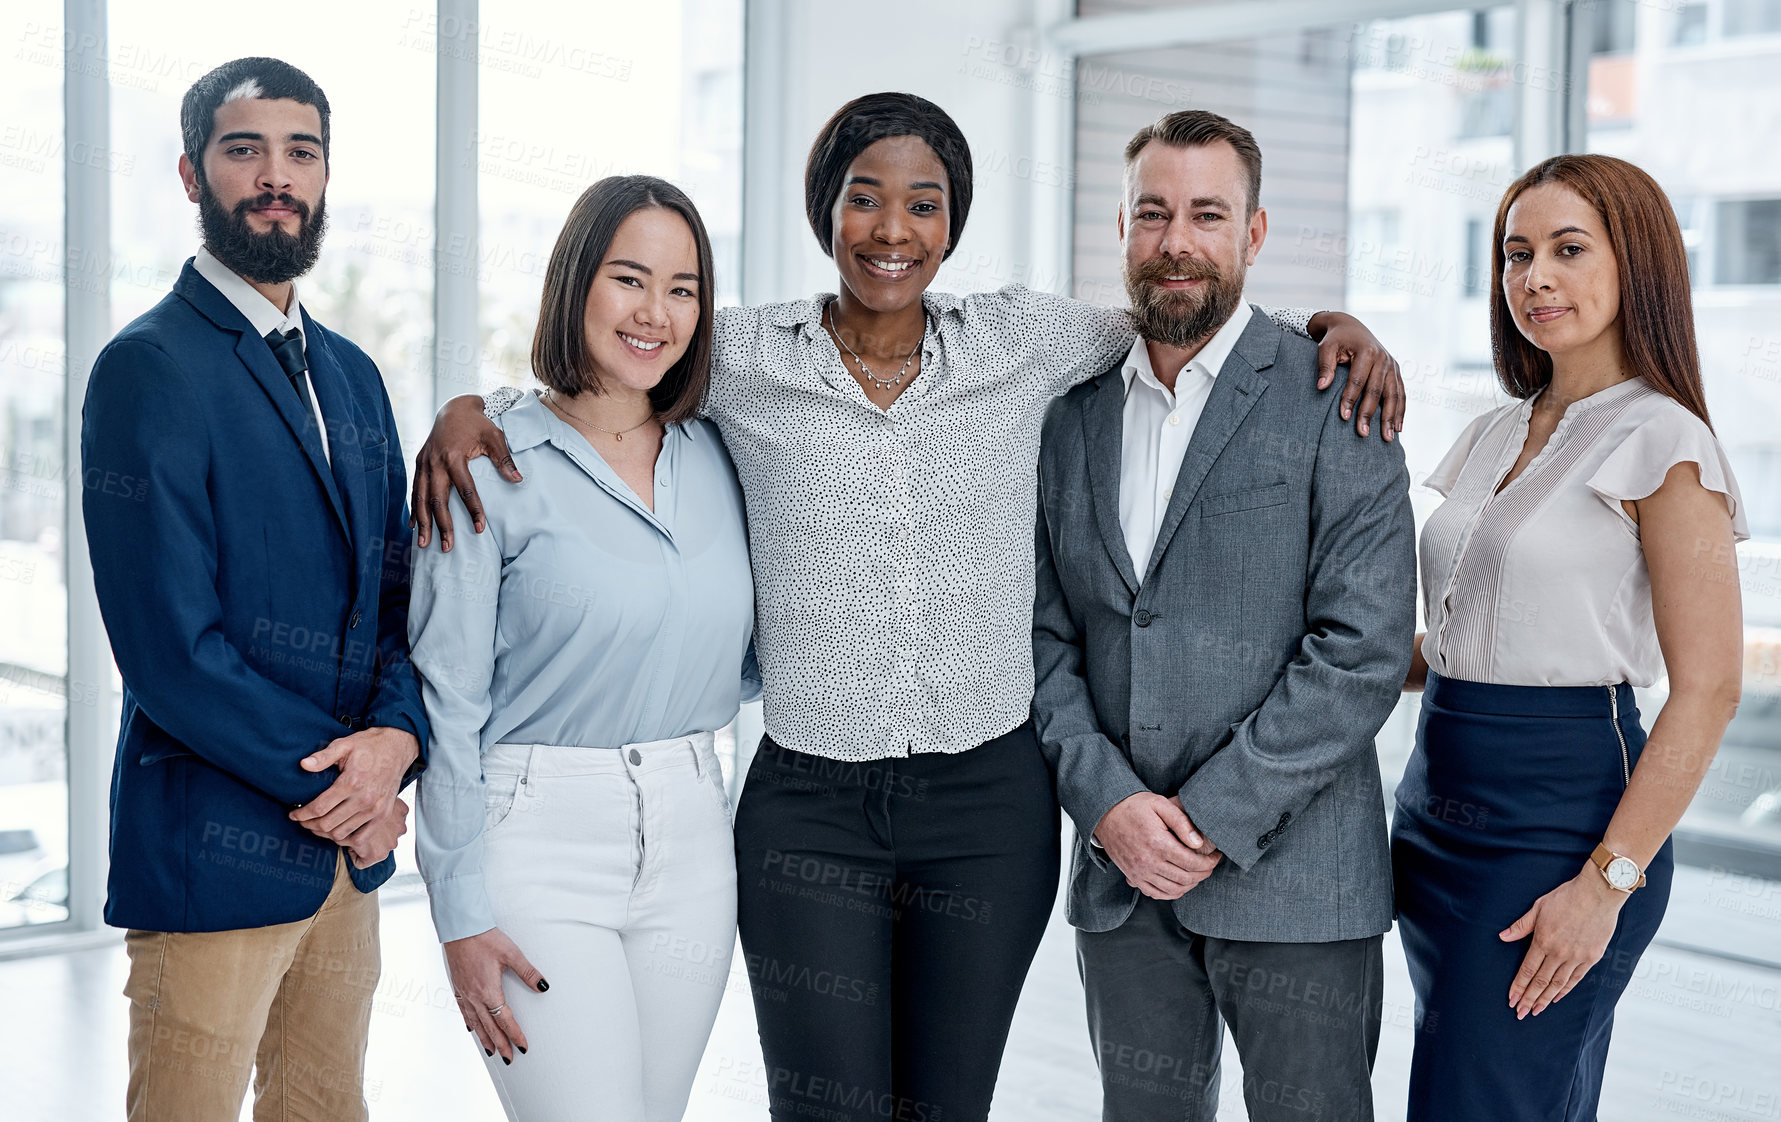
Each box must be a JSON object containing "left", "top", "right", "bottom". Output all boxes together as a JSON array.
[{"left": 1391, "top": 671, "right": 1673, "bottom": 1122}]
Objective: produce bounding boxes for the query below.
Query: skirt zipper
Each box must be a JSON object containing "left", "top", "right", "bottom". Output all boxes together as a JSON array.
[{"left": 1608, "top": 684, "right": 1631, "bottom": 788}]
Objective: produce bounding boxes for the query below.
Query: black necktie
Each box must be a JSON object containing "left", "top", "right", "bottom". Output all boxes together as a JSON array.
[{"left": 265, "top": 328, "right": 318, "bottom": 424}]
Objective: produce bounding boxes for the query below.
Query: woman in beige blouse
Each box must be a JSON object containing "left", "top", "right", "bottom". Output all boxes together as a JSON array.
[{"left": 1392, "top": 153, "right": 1747, "bottom": 1121}]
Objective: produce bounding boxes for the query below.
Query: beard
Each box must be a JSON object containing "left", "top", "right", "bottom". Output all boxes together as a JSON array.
[
  {"left": 1124, "top": 252, "right": 1245, "bottom": 349},
  {"left": 197, "top": 180, "right": 327, "bottom": 285}
]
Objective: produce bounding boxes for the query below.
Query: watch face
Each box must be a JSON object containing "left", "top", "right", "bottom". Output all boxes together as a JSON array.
[{"left": 1606, "top": 856, "right": 1640, "bottom": 890}]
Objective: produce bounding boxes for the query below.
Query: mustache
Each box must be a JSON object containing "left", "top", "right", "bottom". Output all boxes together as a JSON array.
[
  {"left": 198, "top": 181, "right": 326, "bottom": 285},
  {"left": 233, "top": 191, "right": 312, "bottom": 222},
  {"left": 1128, "top": 254, "right": 1221, "bottom": 287},
  {"left": 1124, "top": 252, "right": 1242, "bottom": 348}
]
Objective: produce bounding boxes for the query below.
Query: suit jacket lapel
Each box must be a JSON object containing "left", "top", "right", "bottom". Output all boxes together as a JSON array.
[
  {"left": 1141, "top": 318, "right": 1280, "bottom": 583},
  {"left": 174, "top": 266, "right": 352, "bottom": 543},
  {"left": 1082, "top": 368, "right": 1139, "bottom": 597},
  {"left": 230, "top": 331, "right": 350, "bottom": 538},
  {"left": 302, "top": 321, "right": 362, "bottom": 549}
]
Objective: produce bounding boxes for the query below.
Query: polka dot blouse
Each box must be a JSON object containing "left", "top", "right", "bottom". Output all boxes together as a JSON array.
[{"left": 486, "top": 285, "right": 1312, "bottom": 761}]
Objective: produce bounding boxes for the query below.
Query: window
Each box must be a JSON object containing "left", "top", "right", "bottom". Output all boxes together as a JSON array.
[
  {"left": 1588, "top": 8, "right": 1781, "bottom": 858},
  {"left": 1463, "top": 217, "right": 1487, "bottom": 298},
  {"left": 475, "top": 0, "right": 743, "bottom": 395},
  {"left": 1725, "top": 0, "right": 1781, "bottom": 38},
  {"left": 1716, "top": 198, "right": 1781, "bottom": 285},
  {"left": 1674, "top": 0, "right": 1781, "bottom": 44},
  {"left": 1349, "top": 209, "right": 1406, "bottom": 303},
  {"left": 1676, "top": 3, "right": 1711, "bottom": 45},
  {"left": 1585, "top": 0, "right": 1638, "bottom": 55},
  {"left": 0, "top": 0, "right": 70, "bottom": 931},
  {"left": 106, "top": 2, "right": 437, "bottom": 453}
]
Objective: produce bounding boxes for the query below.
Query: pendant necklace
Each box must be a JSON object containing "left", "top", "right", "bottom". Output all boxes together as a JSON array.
[
  {"left": 544, "top": 389, "right": 654, "bottom": 441},
  {"left": 826, "top": 302, "right": 925, "bottom": 392}
]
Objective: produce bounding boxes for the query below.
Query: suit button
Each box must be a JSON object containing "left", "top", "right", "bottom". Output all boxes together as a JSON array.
[
  {"left": 349, "top": 611, "right": 363, "bottom": 628},
  {"left": 1134, "top": 609, "right": 1152, "bottom": 628},
  {"left": 1257, "top": 832, "right": 1272, "bottom": 850},
  {"left": 337, "top": 714, "right": 351, "bottom": 726}
]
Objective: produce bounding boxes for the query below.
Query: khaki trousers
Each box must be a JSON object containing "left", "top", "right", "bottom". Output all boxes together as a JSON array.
[{"left": 123, "top": 852, "right": 380, "bottom": 1122}]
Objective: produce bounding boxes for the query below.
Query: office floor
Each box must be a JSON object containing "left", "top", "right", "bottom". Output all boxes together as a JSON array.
[{"left": 2, "top": 863, "right": 1777, "bottom": 1121}]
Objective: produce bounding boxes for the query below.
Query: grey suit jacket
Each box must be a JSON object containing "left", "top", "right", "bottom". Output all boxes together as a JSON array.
[{"left": 1032, "top": 309, "right": 1415, "bottom": 942}]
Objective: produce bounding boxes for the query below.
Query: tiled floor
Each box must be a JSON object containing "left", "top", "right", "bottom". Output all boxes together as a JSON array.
[{"left": 2, "top": 864, "right": 1777, "bottom": 1121}]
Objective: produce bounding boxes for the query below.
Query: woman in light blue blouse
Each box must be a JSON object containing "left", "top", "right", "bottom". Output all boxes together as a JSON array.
[{"left": 409, "top": 176, "right": 757, "bottom": 1122}]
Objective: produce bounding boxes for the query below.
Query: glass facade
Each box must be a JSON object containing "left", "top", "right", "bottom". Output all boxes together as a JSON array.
[
  {"left": 0, "top": 0, "right": 70, "bottom": 931},
  {"left": 475, "top": 0, "right": 743, "bottom": 398},
  {"left": 1072, "top": 4, "right": 1781, "bottom": 871}
]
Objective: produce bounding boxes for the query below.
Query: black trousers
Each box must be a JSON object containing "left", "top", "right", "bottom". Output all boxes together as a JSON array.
[
  {"left": 1076, "top": 896, "right": 1384, "bottom": 1122},
  {"left": 733, "top": 720, "right": 1061, "bottom": 1122}
]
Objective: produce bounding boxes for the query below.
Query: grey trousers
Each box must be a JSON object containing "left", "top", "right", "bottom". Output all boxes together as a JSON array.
[{"left": 1076, "top": 896, "right": 1383, "bottom": 1122}]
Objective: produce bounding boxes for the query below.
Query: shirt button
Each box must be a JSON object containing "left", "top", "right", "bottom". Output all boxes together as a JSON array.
[
  {"left": 1168, "top": 413, "right": 1180, "bottom": 426},
  {"left": 1134, "top": 609, "right": 1153, "bottom": 627}
]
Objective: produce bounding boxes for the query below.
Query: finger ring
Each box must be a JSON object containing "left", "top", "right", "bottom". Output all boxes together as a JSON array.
[{"left": 486, "top": 1003, "right": 507, "bottom": 1018}]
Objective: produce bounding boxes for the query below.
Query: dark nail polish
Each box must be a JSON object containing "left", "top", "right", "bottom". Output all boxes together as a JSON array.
[
  {"left": 502, "top": 1055, "right": 512, "bottom": 1066},
  {"left": 517, "top": 1045, "right": 527, "bottom": 1055},
  {"left": 485, "top": 1049, "right": 493, "bottom": 1057},
  {"left": 536, "top": 978, "right": 549, "bottom": 992}
]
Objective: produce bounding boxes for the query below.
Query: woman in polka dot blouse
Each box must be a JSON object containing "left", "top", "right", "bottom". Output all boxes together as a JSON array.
[{"left": 409, "top": 93, "right": 1406, "bottom": 1122}]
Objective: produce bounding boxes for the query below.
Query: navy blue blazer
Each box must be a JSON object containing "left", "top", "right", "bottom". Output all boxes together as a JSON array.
[{"left": 82, "top": 260, "right": 429, "bottom": 933}]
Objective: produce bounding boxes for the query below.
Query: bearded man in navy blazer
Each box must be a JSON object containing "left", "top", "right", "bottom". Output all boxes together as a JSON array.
[{"left": 81, "top": 58, "right": 427, "bottom": 1122}]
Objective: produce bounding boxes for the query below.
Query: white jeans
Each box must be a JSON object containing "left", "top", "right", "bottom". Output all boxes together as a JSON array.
[{"left": 473, "top": 733, "right": 737, "bottom": 1122}]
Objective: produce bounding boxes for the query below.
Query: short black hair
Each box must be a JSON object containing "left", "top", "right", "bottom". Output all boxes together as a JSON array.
[
  {"left": 181, "top": 58, "right": 331, "bottom": 184},
  {"left": 805, "top": 92, "right": 973, "bottom": 261},
  {"left": 532, "top": 176, "right": 715, "bottom": 425}
]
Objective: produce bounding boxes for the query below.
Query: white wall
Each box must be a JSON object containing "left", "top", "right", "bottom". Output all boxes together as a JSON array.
[{"left": 740, "top": 0, "right": 1073, "bottom": 305}]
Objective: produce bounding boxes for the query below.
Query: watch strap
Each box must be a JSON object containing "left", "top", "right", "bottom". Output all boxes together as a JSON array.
[{"left": 1590, "top": 843, "right": 1646, "bottom": 890}]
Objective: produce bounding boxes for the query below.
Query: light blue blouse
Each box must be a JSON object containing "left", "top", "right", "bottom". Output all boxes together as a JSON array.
[{"left": 410, "top": 390, "right": 758, "bottom": 942}]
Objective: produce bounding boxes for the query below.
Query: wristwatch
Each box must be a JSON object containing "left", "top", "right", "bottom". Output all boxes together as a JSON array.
[{"left": 1590, "top": 843, "right": 1646, "bottom": 893}]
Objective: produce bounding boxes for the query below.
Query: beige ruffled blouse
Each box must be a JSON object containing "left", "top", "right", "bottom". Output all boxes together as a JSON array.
[{"left": 1419, "top": 377, "right": 1748, "bottom": 688}]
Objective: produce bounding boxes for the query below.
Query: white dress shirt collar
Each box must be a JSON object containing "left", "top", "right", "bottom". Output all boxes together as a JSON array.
[
  {"left": 193, "top": 247, "right": 328, "bottom": 463},
  {"left": 1120, "top": 298, "right": 1254, "bottom": 402},
  {"left": 1116, "top": 301, "right": 1254, "bottom": 581},
  {"left": 193, "top": 247, "right": 307, "bottom": 349}
]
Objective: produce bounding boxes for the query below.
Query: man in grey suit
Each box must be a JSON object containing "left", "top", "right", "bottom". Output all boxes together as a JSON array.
[{"left": 1033, "top": 109, "right": 1415, "bottom": 1122}]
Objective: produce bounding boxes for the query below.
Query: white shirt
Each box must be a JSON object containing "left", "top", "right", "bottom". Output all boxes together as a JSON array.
[
  {"left": 1118, "top": 300, "right": 1254, "bottom": 579},
  {"left": 192, "top": 247, "right": 330, "bottom": 464},
  {"left": 1419, "top": 377, "right": 1748, "bottom": 687},
  {"left": 487, "top": 287, "right": 1311, "bottom": 761}
]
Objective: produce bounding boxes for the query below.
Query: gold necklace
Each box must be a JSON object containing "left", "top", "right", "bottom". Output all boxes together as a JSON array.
[{"left": 543, "top": 390, "right": 655, "bottom": 442}]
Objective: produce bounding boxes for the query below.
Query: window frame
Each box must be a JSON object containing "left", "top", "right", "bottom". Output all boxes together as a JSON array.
[{"left": 1, "top": 0, "right": 477, "bottom": 957}]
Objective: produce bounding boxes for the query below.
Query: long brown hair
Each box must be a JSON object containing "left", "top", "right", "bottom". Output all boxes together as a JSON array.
[
  {"left": 1489, "top": 153, "right": 1712, "bottom": 429},
  {"left": 531, "top": 176, "right": 715, "bottom": 424}
]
